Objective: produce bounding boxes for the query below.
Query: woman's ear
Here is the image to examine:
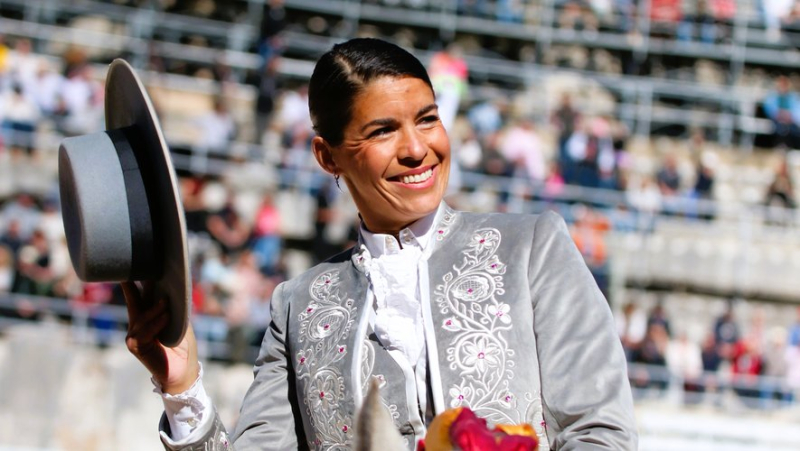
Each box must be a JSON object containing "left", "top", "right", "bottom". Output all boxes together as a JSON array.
[{"left": 312, "top": 136, "right": 338, "bottom": 175}]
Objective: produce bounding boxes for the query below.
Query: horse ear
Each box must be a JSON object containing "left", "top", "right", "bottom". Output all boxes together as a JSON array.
[{"left": 354, "top": 379, "right": 407, "bottom": 451}]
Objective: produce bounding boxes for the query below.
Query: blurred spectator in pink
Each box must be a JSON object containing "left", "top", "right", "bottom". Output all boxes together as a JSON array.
[
  {"left": 650, "top": 0, "right": 682, "bottom": 24},
  {"left": 223, "top": 251, "right": 266, "bottom": 363},
  {"left": 499, "top": 117, "right": 546, "bottom": 184},
  {"left": 428, "top": 43, "right": 468, "bottom": 131},
  {"left": 763, "top": 75, "right": 800, "bottom": 149},
  {"left": 251, "top": 193, "right": 282, "bottom": 275}
]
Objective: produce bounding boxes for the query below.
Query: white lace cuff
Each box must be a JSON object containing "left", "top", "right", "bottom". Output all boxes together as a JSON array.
[{"left": 152, "top": 363, "right": 213, "bottom": 441}]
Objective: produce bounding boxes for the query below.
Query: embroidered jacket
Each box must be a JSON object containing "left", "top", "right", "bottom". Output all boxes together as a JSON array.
[{"left": 160, "top": 206, "right": 637, "bottom": 450}]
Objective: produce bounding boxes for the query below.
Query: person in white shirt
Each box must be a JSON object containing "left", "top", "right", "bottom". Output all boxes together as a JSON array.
[{"left": 123, "top": 38, "right": 637, "bottom": 450}]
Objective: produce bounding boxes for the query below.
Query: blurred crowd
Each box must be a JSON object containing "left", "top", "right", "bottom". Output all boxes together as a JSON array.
[
  {"left": 2, "top": 1, "right": 800, "bottom": 402},
  {"left": 618, "top": 300, "right": 800, "bottom": 409}
]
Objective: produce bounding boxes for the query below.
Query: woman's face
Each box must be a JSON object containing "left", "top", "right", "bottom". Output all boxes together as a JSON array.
[{"left": 313, "top": 76, "right": 450, "bottom": 234}]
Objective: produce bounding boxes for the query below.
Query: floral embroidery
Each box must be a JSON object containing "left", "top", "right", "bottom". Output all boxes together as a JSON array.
[
  {"left": 360, "top": 336, "right": 401, "bottom": 423},
  {"left": 434, "top": 227, "right": 546, "bottom": 440},
  {"left": 435, "top": 207, "right": 457, "bottom": 242},
  {"left": 296, "top": 271, "right": 357, "bottom": 450}
]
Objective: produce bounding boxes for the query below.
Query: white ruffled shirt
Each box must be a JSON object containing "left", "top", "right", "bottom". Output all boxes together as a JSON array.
[{"left": 159, "top": 207, "right": 441, "bottom": 443}]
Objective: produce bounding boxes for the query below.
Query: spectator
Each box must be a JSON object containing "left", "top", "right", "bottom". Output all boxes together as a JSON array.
[
  {"left": 678, "top": 0, "right": 717, "bottom": 44},
  {"left": 762, "top": 0, "right": 794, "bottom": 42},
  {"left": 648, "top": 302, "right": 672, "bottom": 337},
  {"left": 761, "top": 326, "right": 791, "bottom": 406},
  {"left": 566, "top": 117, "right": 615, "bottom": 188},
  {"left": 0, "top": 84, "right": 40, "bottom": 156},
  {"left": 1, "top": 193, "right": 42, "bottom": 241},
  {"left": 731, "top": 335, "right": 764, "bottom": 403},
  {"left": 192, "top": 97, "right": 236, "bottom": 173},
  {"left": 428, "top": 43, "right": 469, "bottom": 131},
  {"left": 789, "top": 306, "right": 800, "bottom": 346},
  {"left": 666, "top": 332, "right": 704, "bottom": 399},
  {"left": 762, "top": 75, "right": 800, "bottom": 149},
  {"left": 6, "top": 39, "right": 40, "bottom": 94},
  {"left": 251, "top": 193, "right": 282, "bottom": 275},
  {"left": 0, "top": 245, "right": 13, "bottom": 293},
  {"left": 714, "top": 302, "right": 740, "bottom": 361},
  {"left": 616, "top": 302, "right": 648, "bottom": 361},
  {"left": 206, "top": 195, "right": 251, "bottom": 255},
  {"left": 29, "top": 61, "right": 64, "bottom": 118},
  {"left": 468, "top": 96, "right": 504, "bottom": 138},
  {"left": 499, "top": 117, "right": 546, "bottom": 184},
  {"left": 57, "top": 63, "right": 103, "bottom": 136},
  {"left": 656, "top": 154, "right": 684, "bottom": 215},
  {"left": 631, "top": 323, "right": 670, "bottom": 391},
  {"left": 701, "top": 333, "right": 723, "bottom": 396},
  {"left": 765, "top": 156, "right": 796, "bottom": 210},
  {"left": 13, "top": 229, "right": 55, "bottom": 296},
  {"left": 252, "top": 57, "right": 280, "bottom": 144},
  {"left": 551, "top": 92, "right": 581, "bottom": 176}
]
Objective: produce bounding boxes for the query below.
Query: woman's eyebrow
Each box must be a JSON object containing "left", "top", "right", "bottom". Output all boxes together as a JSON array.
[
  {"left": 416, "top": 104, "right": 438, "bottom": 116},
  {"left": 360, "top": 117, "right": 397, "bottom": 133}
]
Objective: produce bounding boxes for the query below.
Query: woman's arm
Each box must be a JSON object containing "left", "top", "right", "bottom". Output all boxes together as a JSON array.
[
  {"left": 231, "top": 281, "right": 308, "bottom": 450},
  {"left": 528, "top": 211, "right": 638, "bottom": 450}
]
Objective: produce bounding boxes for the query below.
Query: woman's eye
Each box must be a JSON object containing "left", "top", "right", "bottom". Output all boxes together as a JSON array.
[
  {"left": 369, "top": 127, "right": 392, "bottom": 138},
  {"left": 420, "top": 115, "right": 439, "bottom": 124}
]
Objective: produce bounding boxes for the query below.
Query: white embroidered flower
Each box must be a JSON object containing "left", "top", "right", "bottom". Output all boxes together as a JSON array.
[
  {"left": 451, "top": 275, "right": 491, "bottom": 302},
  {"left": 309, "top": 375, "right": 339, "bottom": 411},
  {"left": 462, "top": 337, "right": 501, "bottom": 373},
  {"left": 485, "top": 256, "right": 506, "bottom": 274},
  {"left": 448, "top": 384, "right": 473, "bottom": 408},
  {"left": 442, "top": 317, "right": 463, "bottom": 332},
  {"left": 469, "top": 231, "right": 499, "bottom": 253},
  {"left": 487, "top": 303, "right": 511, "bottom": 324},
  {"left": 498, "top": 390, "right": 517, "bottom": 408}
]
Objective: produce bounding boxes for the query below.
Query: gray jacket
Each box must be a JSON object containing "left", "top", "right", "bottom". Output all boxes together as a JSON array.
[{"left": 160, "top": 206, "right": 638, "bottom": 450}]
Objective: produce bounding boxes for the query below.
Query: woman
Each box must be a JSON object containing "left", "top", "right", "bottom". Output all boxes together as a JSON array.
[{"left": 125, "top": 38, "right": 637, "bottom": 450}]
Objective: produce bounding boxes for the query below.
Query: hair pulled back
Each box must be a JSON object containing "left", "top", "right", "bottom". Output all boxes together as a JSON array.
[{"left": 308, "top": 38, "right": 433, "bottom": 147}]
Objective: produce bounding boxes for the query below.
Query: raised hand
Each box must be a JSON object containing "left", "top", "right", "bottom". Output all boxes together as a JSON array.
[{"left": 122, "top": 281, "right": 199, "bottom": 394}]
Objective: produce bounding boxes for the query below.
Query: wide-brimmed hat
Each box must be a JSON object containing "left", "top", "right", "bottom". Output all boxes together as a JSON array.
[{"left": 59, "top": 59, "right": 189, "bottom": 347}]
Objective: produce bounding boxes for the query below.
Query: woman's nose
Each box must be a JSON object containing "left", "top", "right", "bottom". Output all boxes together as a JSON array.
[{"left": 397, "top": 127, "right": 427, "bottom": 162}]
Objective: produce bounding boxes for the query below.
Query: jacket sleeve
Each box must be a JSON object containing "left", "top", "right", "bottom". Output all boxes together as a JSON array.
[
  {"left": 158, "top": 281, "right": 306, "bottom": 450},
  {"left": 159, "top": 409, "right": 232, "bottom": 450},
  {"left": 528, "top": 211, "right": 638, "bottom": 450},
  {"left": 231, "top": 281, "right": 308, "bottom": 450}
]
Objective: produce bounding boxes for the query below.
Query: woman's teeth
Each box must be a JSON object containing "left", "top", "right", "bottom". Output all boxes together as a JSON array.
[{"left": 400, "top": 168, "right": 433, "bottom": 184}]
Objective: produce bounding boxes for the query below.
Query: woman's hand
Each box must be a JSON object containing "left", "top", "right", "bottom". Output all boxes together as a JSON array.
[{"left": 122, "top": 281, "right": 199, "bottom": 394}]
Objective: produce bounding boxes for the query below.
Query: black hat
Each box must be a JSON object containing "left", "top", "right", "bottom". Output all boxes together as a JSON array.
[{"left": 59, "top": 59, "right": 189, "bottom": 347}]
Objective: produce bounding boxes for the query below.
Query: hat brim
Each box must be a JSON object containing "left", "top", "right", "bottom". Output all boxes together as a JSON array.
[{"left": 105, "top": 60, "right": 189, "bottom": 347}]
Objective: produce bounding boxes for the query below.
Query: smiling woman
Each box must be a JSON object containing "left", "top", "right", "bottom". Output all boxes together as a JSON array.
[{"left": 124, "top": 38, "right": 638, "bottom": 451}]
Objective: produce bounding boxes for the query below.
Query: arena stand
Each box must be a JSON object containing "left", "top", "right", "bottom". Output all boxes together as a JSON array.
[{"left": 1, "top": 0, "right": 800, "bottom": 449}]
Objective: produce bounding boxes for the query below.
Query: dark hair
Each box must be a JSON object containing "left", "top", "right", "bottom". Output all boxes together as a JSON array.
[{"left": 308, "top": 38, "right": 433, "bottom": 146}]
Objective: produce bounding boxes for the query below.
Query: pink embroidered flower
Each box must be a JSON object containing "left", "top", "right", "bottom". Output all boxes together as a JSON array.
[{"left": 487, "top": 303, "right": 511, "bottom": 324}]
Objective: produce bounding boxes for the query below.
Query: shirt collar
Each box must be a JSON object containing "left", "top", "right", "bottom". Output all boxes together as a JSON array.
[{"left": 359, "top": 203, "right": 445, "bottom": 257}]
